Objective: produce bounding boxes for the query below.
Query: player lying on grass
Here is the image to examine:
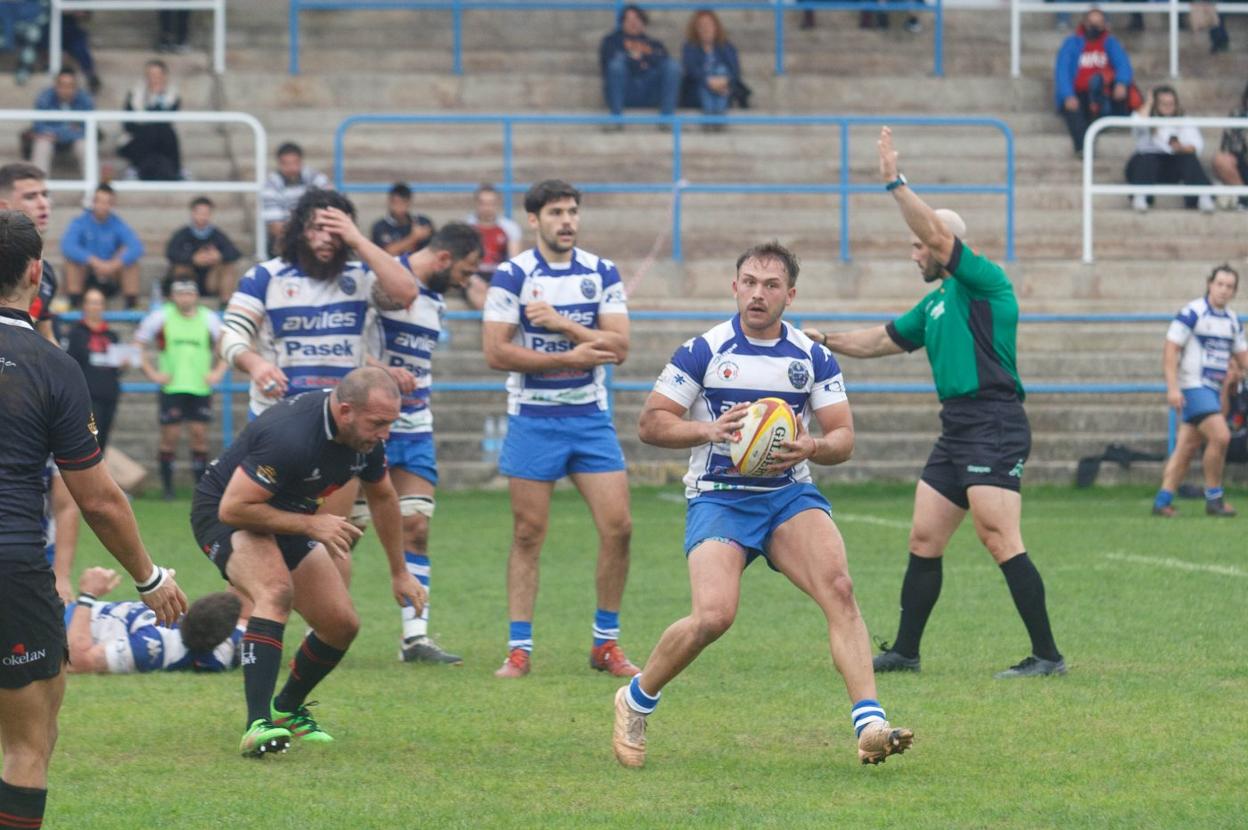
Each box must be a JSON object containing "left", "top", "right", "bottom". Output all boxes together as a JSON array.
[
  {"left": 611, "top": 241, "right": 914, "bottom": 769},
  {"left": 66, "top": 567, "right": 246, "bottom": 674}
]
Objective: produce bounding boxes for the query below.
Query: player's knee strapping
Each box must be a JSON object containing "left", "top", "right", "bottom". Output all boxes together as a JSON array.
[{"left": 400, "top": 494, "right": 436, "bottom": 519}]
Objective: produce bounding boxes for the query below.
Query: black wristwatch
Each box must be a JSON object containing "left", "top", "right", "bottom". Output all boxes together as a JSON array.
[{"left": 885, "top": 174, "right": 908, "bottom": 192}]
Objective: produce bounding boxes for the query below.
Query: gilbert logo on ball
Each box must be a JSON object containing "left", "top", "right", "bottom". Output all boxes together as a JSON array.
[{"left": 730, "top": 397, "right": 796, "bottom": 477}]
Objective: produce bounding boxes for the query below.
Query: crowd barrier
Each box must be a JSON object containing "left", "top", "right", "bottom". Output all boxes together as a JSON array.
[{"left": 51, "top": 0, "right": 227, "bottom": 75}]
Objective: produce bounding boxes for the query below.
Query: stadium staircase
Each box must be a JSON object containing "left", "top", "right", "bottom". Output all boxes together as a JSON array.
[{"left": 4, "top": 4, "right": 1245, "bottom": 488}]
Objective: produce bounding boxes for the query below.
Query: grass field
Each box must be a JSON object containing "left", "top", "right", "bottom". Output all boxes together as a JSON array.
[{"left": 48, "top": 483, "right": 1246, "bottom": 829}]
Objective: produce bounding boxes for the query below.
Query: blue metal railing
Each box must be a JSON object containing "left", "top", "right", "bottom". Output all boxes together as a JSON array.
[
  {"left": 74, "top": 308, "right": 1173, "bottom": 450},
  {"left": 334, "top": 112, "right": 1015, "bottom": 263},
  {"left": 289, "top": 0, "right": 943, "bottom": 77}
]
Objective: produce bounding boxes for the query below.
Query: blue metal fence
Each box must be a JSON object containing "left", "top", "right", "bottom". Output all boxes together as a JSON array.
[
  {"left": 334, "top": 112, "right": 1015, "bottom": 263},
  {"left": 78, "top": 309, "right": 1171, "bottom": 450},
  {"left": 289, "top": 0, "right": 943, "bottom": 77}
]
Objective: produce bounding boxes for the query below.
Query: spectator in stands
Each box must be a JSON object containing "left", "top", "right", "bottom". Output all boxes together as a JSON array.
[
  {"left": 62, "top": 184, "right": 145, "bottom": 309},
  {"left": 371, "top": 182, "right": 434, "bottom": 256},
  {"left": 1054, "top": 9, "right": 1134, "bottom": 156},
  {"left": 30, "top": 69, "right": 93, "bottom": 175},
  {"left": 681, "top": 9, "right": 741, "bottom": 128},
  {"left": 158, "top": 2, "right": 191, "bottom": 53},
  {"left": 119, "top": 59, "right": 185, "bottom": 181},
  {"left": 15, "top": 5, "right": 100, "bottom": 93},
  {"left": 1212, "top": 81, "right": 1248, "bottom": 211},
  {"left": 65, "top": 287, "right": 123, "bottom": 450},
  {"left": 599, "top": 4, "right": 683, "bottom": 128},
  {"left": 462, "top": 183, "right": 521, "bottom": 310},
  {"left": 166, "top": 196, "right": 243, "bottom": 305},
  {"left": 1126, "top": 85, "right": 1215, "bottom": 213},
  {"left": 262, "top": 141, "right": 331, "bottom": 256},
  {"left": 801, "top": 1, "right": 922, "bottom": 33}
]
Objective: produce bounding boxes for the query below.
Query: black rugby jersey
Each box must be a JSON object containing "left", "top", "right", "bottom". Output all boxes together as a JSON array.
[
  {"left": 195, "top": 389, "right": 387, "bottom": 515},
  {"left": 0, "top": 306, "right": 101, "bottom": 552}
]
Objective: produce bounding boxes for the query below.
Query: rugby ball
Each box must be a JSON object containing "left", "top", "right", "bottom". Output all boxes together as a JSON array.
[{"left": 731, "top": 398, "right": 797, "bottom": 477}]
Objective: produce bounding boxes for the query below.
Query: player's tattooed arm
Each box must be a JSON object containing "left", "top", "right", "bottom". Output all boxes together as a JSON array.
[{"left": 318, "top": 207, "right": 418, "bottom": 308}]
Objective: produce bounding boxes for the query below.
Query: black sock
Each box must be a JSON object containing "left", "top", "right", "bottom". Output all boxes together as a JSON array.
[
  {"left": 124, "top": 295, "right": 138, "bottom": 310},
  {"left": 191, "top": 450, "right": 208, "bottom": 483},
  {"left": 999, "top": 553, "right": 1062, "bottom": 662},
  {"left": 159, "top": 451, "right": 174, "bottom": 493},
  {"left": 68, "top": 292, "right": 82, "bottom": 309},
  {"left": 891, "top": 553, "right": 943, "bottom": 659},
  {"left": 273, "top": 632, "right": 346, "bottom": 713},
  {"left": 0, "top": 779, "right": 47, "bottom": 828},
  {"left": 241, "top": 617, "right": 285, "bottom": 728}
]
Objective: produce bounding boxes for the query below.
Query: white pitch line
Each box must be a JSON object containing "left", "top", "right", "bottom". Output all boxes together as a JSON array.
[
  {"left": 833, "top": 513, "right": 912, "bottom": 531},
  {"left": 1105, "top": 552, "right": 1248, "bottom": 579}
]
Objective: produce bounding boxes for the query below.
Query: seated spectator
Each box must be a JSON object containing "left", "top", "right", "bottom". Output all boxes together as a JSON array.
[
  {"left": 1126, "top": 85, "right": 1215, "bottom": 213},
  {"left": 1212, "top": 81, "right": 1248, "bottom": 211},
  {"left": 30, "top": 69, "right": 93, "bottom": 175},
  {"left": 62, "top": 184, "right": 145, "bottom": 309},
  {"left": 66, "top": 567, "right": 245, "bottom": 674},
  {"left": 16, "top": 7, "right": 100, "bottom": 93},
  {"left": 119, "top": 59, "right": 185, "bottom": 181},
  {"left": 262, "top": 141, "right": 331, "bottom": 256},
  {"left": 65, "top": 287, "right": 123, "bottom": 449},
  {"left": 599, "top": 4, "right": 683, "bottom": 128},
  {"left": 801, "top": 1, "right": 922, "bottom": 33},
  {"left": 1054, "top": 9, "right": 1135, "bottom": 156},
  {"left": 681, "top": 9, "right": 741, "bottom": 128},
  {"left": 166, "top": 196, "right": 243, "bottom": 304},
  {"left": 371, "top": 182, "right": 434, "bottom": 256},
  {"left": 465, "top": 183, "right": 522, "bottom": 309}
]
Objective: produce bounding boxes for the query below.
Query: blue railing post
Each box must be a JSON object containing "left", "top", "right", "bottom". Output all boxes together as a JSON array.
[
  {"left": 221, "top": 369, "right": 235, "bottom": 448},
  {"left": 452, "top": 0, "right": 463, "bottom": 75},
  {"left": 773, "top": 0, "right": 785, "bottom": 76},
  {"left": 502, "top": 119, "right": 514, "bottom": 217},
  {"left": 672, "top": 118, "right": 684, "bottom": 262},
  {"left": 288, "top": 0, "right": 300, "bottom": 75},
  {"left": 839, "top": 121, "right": 851, "bottom": 263},
  {"left": 933, "top": 0, "right": 943, "bottom": 77}
]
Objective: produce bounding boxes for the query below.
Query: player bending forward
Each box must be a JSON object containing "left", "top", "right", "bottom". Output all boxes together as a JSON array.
[{"left": 611, "top": 242, "right": 913, "bottom": 768}]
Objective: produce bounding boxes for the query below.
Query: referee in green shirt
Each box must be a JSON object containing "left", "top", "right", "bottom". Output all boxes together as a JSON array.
[{"left": 804, "top": 127, "right": 1065, "bottom": 679}]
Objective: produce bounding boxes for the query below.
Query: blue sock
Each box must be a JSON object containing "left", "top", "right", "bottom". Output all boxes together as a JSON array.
[
  {"left": 851, "top": 699, "right": 887, "bottom": 737},
  {"left": 1205, "top": 487, "right": 1224, "bottom": 501},
  {"left": 508, "top": 620, "right": 532, "bottom": 653},
  {"left": 593, "top": 608, "right": 619, "bottom": 647},
  {"left": 625, "top": 674, "right": 660, "bottom": 714},
  {"left": 1154, "top": 489, "right": 1174, "bottom": 508}
]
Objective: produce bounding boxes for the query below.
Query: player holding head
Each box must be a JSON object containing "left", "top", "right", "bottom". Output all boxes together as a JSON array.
[
  {"left": 0, "top": 209, "right": 186, "bottom": 827},
  {"left": 482, "top": 179, "right": 638, "bottom": 678},
  {"left": 363, "top": 223, "right": 482, "bottom": 664},
  {"left": 190, "top": 366, "right": 426, "bottom": 757},
  {"left": 66, "top": 567, "right": 246, "bottom": 674},
  {"left": 611, "top": 242, "right": 914, "bottom": 768},
  {"left": 1152, "top": 264, "right": 1246, "bottom": 517},
  {"left": 803, "top": 127, "right": 1065, "bottom": 679}
]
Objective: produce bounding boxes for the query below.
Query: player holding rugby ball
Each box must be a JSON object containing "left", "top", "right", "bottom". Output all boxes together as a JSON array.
[{"left": 610, "top": 241, "right": 913, "bottom": 769}]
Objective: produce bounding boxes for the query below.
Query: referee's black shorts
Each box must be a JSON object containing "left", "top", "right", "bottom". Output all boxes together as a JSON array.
[
  {"left": 191, "top": 496, "right": 319, "bottom": 580},
  {"left": 920, "top": 398, "right": 1031, "bottom": 510},
  {"left": 0, "top": 553, "right": 67, "bottom": 689}
]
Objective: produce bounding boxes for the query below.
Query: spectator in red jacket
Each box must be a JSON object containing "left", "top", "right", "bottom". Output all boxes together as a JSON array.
[{"left": 1054, "top": 9, "right": 1135, "bottom": 156}]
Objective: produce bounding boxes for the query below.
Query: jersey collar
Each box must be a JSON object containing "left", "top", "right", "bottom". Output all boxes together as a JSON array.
[
  {"left": 532, "top": 246, "right": 580, "bottom": 274},
  {"left": 0, "top": 306, "right": 35, "bottom": 331},
  {"left": 321, "top": 391, "right": 339, "bottom": 440}
]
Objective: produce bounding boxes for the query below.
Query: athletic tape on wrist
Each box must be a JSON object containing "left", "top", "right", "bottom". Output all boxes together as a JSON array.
[
  {"left": 136, "top": 566, "right": 166, "bottom": 595},
  {"left": 76, "top": 592, "right": 96, "bottom": 609}
]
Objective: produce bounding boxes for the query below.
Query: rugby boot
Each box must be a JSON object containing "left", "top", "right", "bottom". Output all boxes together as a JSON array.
[
  {"left": 271, "top": 700, "right": 334, "bottom": 744},
  {"left": 612, "top": 686, "right": 647, "bottom": 768},
  {"left": 872, "top": 641, "right": 920, "bottom": 673},
  {"left": 994, "top": 655, "right": 1067, "bottom": 679},
  {"left": 590, "top": 640, "right": 640, "bottom": 677},
  {"left": 494, "top": 647, "right": 530, "bottom": 678},
  {"left": 239, "top": 719, "right": 291, "bottom": 758},
  {"left": 400, "top": 635, "right": 464, "bottom": 665},
  {"left": 1152, "top": 504, "right": 1178, "bottom": 517},
  {"left": 857, "top": 721, "right": 914, "bottom": 765},
  {"left": 1206, "top": 498, "right": 1236, "bottom": 517}
]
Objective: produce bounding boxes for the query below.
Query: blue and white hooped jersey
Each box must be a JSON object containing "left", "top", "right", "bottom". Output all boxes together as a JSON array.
[
  {"left": 229, "top": 257, "right": 379, "bottom": 414},
  {"left": 365, "top": 276, "right": 444, "bottom": 440},
  {"left": 84, "top": 600, "right": 242, "bottom": 674},
  {"left": 1166, "top": 297, "right": 1247, "bottom": 391},
  {"left": 483, "top": 247, "right": 627, "bottom": 416},
  {"left": 652, "top": 316, "right": 849, "bottom": 499}
]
